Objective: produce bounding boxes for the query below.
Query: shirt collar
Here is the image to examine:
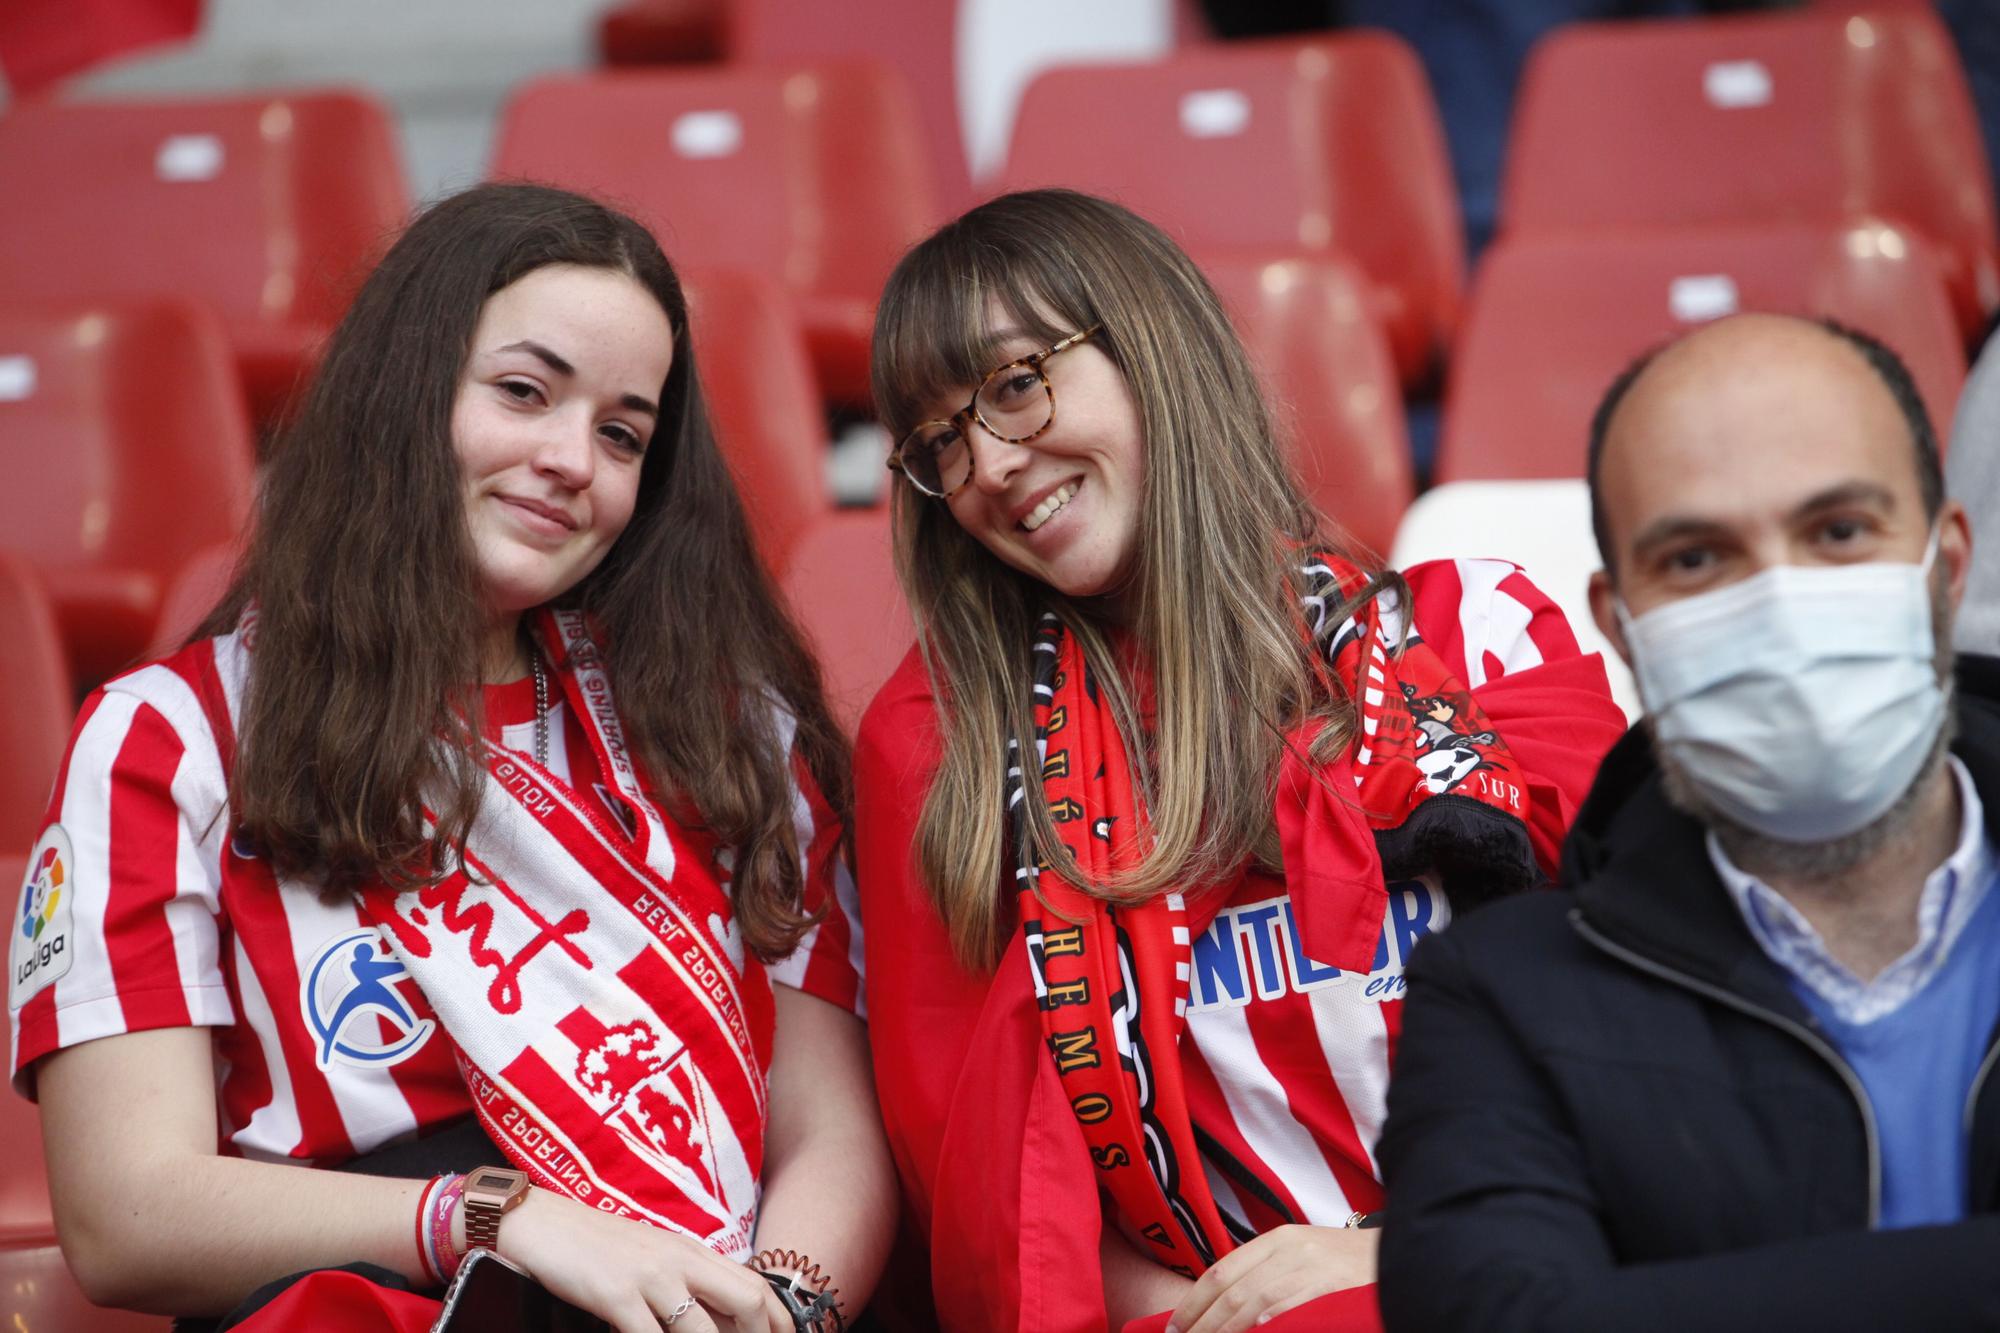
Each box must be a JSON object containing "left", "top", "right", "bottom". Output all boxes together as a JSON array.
[{"left": 1708, "top": 756, "right": 1993, "bottom": 1025}]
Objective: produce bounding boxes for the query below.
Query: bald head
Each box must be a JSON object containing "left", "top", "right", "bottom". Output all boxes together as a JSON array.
[{"left": 1588, "top": 315, "right": 1942, "bottom": 586}]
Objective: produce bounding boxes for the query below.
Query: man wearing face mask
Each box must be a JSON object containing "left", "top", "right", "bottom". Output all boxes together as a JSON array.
[{"left": 1375, "top": 312, "right": 2000, "bottom": 1332}]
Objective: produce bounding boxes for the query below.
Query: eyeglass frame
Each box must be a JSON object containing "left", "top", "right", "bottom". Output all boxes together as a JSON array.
[{"left": 885, "top": 324, "right": 1105, "bottom": 499}]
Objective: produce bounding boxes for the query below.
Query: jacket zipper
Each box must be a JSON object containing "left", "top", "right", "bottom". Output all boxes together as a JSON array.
[{"left": 1569, "top": 909, "right": 1884, "bottom": 1227}]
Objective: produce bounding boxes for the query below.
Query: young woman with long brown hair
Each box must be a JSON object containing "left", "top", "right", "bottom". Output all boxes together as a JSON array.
[
  {"left": 855, "top": 189, "right": 1627, "bottom": 1333},
  {"left": 11, "top": 183, "right": 892, "bottom": 1333}
]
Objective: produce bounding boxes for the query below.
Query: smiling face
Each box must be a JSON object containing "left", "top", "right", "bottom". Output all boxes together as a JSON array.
[
  {"left": 930, "top": 316, "right": 1148, "bottom": 606},
  {"left": 453, "top": 263, "right": 676, "bottom": 630}
]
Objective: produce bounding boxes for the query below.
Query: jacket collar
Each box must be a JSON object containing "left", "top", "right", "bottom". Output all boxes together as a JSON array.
[{"left": 1563, "top": 654, "right": 2000, "bottom": 1004}]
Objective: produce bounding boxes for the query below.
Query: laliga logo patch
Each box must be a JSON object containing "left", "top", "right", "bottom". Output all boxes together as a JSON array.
[
  {"left": 299, "top": 930, "right": 435, "bottom": 1069},
  {"left": 11, "top": 826, "right": 77, "bottom": 1010}
]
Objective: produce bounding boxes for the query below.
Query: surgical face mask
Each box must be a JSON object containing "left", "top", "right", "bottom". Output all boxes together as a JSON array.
[{"left": 1617, "top": 530, "right": 1946, "bottom": 843}]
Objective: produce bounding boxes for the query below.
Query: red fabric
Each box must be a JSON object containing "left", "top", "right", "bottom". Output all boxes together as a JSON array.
[
  {"left": 227, "top": 1270, "right": 440, "bottom": 1333},
  {"left": 0, "top": 0, "right": 201, "bottom": 94},
  {"left": 856, "top": 560, "right": 1625, "bottom": 1333}
]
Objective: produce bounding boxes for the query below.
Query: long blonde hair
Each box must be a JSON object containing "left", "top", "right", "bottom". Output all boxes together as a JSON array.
[{"left": 872, "top": 189, "right": 1383, "bottom": 968}]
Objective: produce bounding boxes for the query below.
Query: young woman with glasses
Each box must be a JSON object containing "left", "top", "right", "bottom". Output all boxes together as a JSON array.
[
  {"left": 855, "top": 189, "right": 1626, "bottom": 1333},
  {"left": 12, "top": 183, "right": 891, "bottom": 1333}
]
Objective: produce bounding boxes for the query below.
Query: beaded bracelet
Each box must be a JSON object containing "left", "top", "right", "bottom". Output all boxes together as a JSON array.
[
  {"left": 430, "top": 1173, "right": 470, "bottom": 1283},
  {"left": 751, "top": 1248, "right": 844, "bottom": 1333}
]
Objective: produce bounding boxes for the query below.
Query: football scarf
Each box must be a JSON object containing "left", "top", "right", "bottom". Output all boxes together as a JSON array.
[
  {"left": 358, "top": 608, "right": 772, "bottom": 1260},
  {"left": 1009, "top": 555, "right": 1538, "bottom": 1277}
]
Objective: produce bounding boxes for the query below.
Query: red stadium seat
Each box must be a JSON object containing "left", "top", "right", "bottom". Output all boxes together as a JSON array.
[
  {"left": 598, "top": 0, "right": 726, "bottom": 64},
  {"left": 1502, "top": 9, "right": 1998, "bottom": 336},
  {"left": 684, "top": 269, "right": 833, "bottom": 571},
  {"left": 492, "top": 64, "right": 938, "bottom": 407},
  {"left": 0, "top": 557, "right": 70, "bottom": 855},
  {"left": 0, "top": 302, "right": 257, "bottom": 685},
  {"left": 1436, "top": 221, "right": 1966, "bottom": 483},
  {"left": 1001, "top": 33, "right": 1465, "bottom": 385},
  {"left": 145, "top": 541, "right": 243, "bottom": 662},
  {"left": 1203, "top": 254, "right": 1413, "bottom": 557},
  {"left": 0, "top": 89, "right": 408, "bottom": 422},
  {"left": 778, "top": 508, "right": 909, "bottom": 735}
]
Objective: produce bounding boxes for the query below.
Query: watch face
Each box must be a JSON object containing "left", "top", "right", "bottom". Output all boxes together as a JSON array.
[{"left": 468, "top": 1167, "right": 512, "bottom": 1193}]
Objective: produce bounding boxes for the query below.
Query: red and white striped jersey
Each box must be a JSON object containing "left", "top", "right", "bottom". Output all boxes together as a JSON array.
[
  {"left": 856, "top": 557, "right": 1625, "bottom": 1257},
  {"left": 9, "top": 629, "right": 862, "bottom": 1167},
  {"left": 1178, "top": 557, "right": 1597, "bottom": 1235}
]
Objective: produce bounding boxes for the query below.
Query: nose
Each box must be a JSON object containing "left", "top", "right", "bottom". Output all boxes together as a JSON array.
[
  {"left": 965, "top": 419, "right": 1033, "bottom": 496},
  {"left": 532, "top": 410, "right": 597, "bottom": 490}
]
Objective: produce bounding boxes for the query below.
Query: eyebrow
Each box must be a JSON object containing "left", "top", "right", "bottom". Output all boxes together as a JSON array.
[
  {"left": 1627, "top": 480, "right": 1901, "bottom": 561},
  {"left": 495, "top": 339, "right": 660, "bottom": 417}
]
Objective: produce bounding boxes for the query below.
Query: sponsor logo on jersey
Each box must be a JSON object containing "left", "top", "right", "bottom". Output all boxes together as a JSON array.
[
  {"left": 11, "top": 826, "right": 77, "bottom": 1010},
  {"left": 299, "top": 929, "right": 436, "bottom": 1069},
  {"left": 1186, "top": 880, "right": 1450, "bottom": 1014}
]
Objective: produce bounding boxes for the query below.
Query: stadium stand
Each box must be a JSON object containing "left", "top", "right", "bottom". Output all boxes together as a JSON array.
[
  {"left": 777, "top": 506, "right": 908, "bottom": 735},
  {"left": 1202, "top": 253, "right": 1413, "bottom": 556},
  {"left": 0, "top": 301, "right": 257, "bottom": 686},
  {"left": 1000, "top": 32, "right": 1465, "bottom": 386},
  {"left": 0, "top": 89, "right": 408, "bottom": 422},
  {"left": 598, "top": 0, "right": 728, "bottom": 64},
  {"left": 1391, "top": 479, "right": 1638, "bottom": 720},
  {"left": 684, "top": 267, "right": 834, "bottom": 570},
  {"left": 1436, "top": 220, "right": 1966, "bottom": 483},
  {"left": 1501, "top": 8, "right": 2000, "bottom": 337},
  {"left": 492, "top": 61, "right": 939, "bottom": 408},
  {"left": 0, "top": 555, "right": 71, "bottom": 857}
]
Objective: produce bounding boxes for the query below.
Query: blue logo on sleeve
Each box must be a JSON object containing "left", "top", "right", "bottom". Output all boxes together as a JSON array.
[{"left": 299, "top": 930, "right": 436, "bottom": 1069}]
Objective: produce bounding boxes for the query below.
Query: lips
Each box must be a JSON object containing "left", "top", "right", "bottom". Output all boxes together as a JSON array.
[
  {"left": 1016, "top": 479, "right": 1081, "bottom": 532},
  {"left": 498, "top": 494, "right": 579, "bottom": 533}
]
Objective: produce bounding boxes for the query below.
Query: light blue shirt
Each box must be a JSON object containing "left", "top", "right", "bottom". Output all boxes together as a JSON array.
[{"left": 1711, "top": 758, "right": 2000, "bottom": 1227}]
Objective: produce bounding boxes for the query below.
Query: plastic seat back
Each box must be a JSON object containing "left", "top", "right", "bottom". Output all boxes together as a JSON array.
[
  {"left": 1002, "top": 33, "right": 1464, "bottom": 383},
  {"left": 1438, "top": 221, "right": 1965, "bottom": 483},
  {"left": 684, "top": 269, "right": 832, "bottom": 572},
  {"left": 0, "top": 302, "right": 257, "bottom": 684},
  {"left": 493, "top": 64, "right": 937, "bottom": 403},
  {"left": 0, "top": 559, "right": 70, "bottom": 855},
  {"left": 0, "top": 90, "right": 407, "bottom": 416},
  {"left": 1203, "top": 254, "right": 1413, "bottom": 558},
  {"left": 1503, "top": 10, "right": 1998, "bottom": 333},
  {"left": 1391, "top": 480, "right": 1637, "bottom": 721},
  {"left": 778, "top": 508, "right": 909, "bottom": 735}
]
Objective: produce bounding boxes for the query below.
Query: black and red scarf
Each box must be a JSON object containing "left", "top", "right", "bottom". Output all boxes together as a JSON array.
[{"left": 1008, "top": 555, "right": 1538, "bottom": 1276}]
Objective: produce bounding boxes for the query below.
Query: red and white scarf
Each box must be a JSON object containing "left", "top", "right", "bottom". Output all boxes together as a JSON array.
[
  {"left": 1009, "top": 556, "right": 1538, "bottom": 1276},
  {"left": 359, "top": 608, "right": 773, "bottom": 1259}
]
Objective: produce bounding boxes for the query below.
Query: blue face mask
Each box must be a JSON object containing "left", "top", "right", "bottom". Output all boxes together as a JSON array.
[{"left": 1616, "top": 529, "right": 1946, "bottom": 843}]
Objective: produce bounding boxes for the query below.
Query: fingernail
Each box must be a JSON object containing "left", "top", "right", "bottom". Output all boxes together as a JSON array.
[{"left": 1164, "top": 1325, "right": 1178, "bottom": 1333}]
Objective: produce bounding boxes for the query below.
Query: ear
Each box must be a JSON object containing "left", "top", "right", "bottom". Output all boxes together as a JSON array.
[
  {"left": 1938, "top": 498, "right": 1973, "bottom": 613},
  {"left": 1588, "top": 568, "right": 1632, "bottom": 666}
]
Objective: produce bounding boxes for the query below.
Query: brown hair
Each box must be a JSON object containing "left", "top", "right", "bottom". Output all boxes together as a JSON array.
[
  {"left": 872, "top": 189, "right": 1384, "bottom": 968},
  {"left": 200, "top": 182, "right": 846, "bottom": 960}
]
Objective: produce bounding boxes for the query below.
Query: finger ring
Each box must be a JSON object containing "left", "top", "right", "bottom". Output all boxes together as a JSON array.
[{"left": 663, "top": 1295, "right": 699, "bottom": 1326}]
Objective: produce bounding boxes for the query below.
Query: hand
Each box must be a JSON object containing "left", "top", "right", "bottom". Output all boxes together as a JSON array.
[
  {"left": 1164, "top": 1224, "right": 1378, "bottom": 1333},
  {"left": 494, "top": 1188, "right": 791, "bottom": 1333}
]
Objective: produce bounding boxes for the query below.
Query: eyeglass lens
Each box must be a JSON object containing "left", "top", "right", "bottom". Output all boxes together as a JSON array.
[{"left": 899, "top": 360, "right": 1054, "bottom": 495}]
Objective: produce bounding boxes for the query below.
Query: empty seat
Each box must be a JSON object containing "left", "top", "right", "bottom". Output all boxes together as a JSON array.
[
  {"left": 1202, "top": 254, "right": 1413, "bottom": 557},
  {"left": 1437, "top": 221, "right": 1966, "bottom": 483},
  {"left": 1001, "top": 33, "right": 1465, "bottom": 385},
  {"left": 778, "top": 508, "right": 909, "bottom": 735},
  {"left": 0, "top": 89, "right": 408, "bottom": 422},
  {"left": 1390, "top": 480, "right": 1638, "bottom": 721},
  {"left": 0, "top": 302, "right": 257, "bottom": 685},
  {"left": 598, "top": 0, "right": 727, "bottom": 64},
  {"left": 492, "top": 63, "right": 938, "bottom": 407},
  {"left": 1503, "top": 9, "right": 1998, "bottom": 335},
  {"left": 0, "top": 556, "right": 71, "bottom": 855},
  {"left": 144, "top": 541, "right": 243, "bottom": 662},
  {"left": 684, "top": 269, "right": 833, "bottom": 571}
]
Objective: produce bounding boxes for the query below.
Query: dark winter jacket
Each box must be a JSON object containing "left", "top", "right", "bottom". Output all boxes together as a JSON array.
[{"left": 1377, "top": 655, "right": 2000, "bottom": 1332}]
